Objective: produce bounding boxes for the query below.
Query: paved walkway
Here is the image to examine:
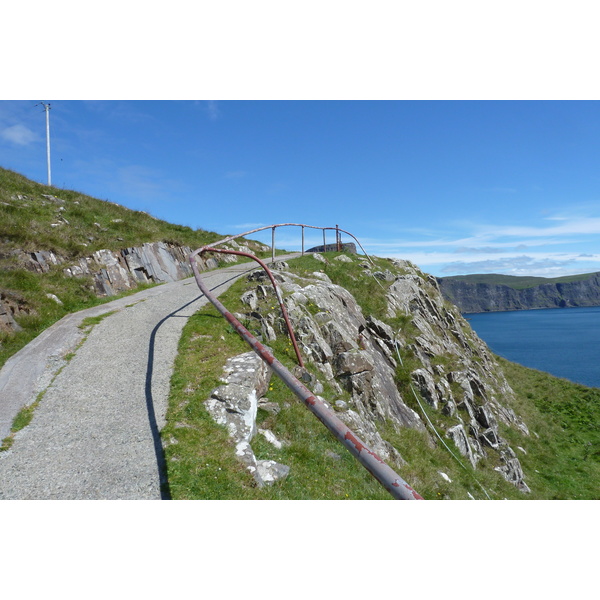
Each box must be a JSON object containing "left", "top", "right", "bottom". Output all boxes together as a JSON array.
[{"left": 0, "top": 255, "right": 298, "bottom": 499}]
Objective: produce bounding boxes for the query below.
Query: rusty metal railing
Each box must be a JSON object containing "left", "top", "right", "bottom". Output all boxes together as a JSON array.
[
  {"left": 189, "top": 224, "right": 423, "bottom": 500},
  {"left": 200, "top": 222, "right": 377, "bottom": 266}
]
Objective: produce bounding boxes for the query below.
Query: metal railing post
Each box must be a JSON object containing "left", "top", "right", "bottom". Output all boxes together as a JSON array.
[
  {"left": 323, "top": 228, "right": 326, "bottom": 251},
  {"left": 271, "top": 227, "right": 276, "bottom": 263},
  {"left": 301, "top": 226, "right": 305, "bottom": 256}
]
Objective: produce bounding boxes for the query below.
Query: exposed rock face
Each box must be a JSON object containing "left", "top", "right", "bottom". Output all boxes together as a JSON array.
[
  {"left": 60, "top": 242, "right": 241, "bottom": 297},
  {"left": 438, "top": 273, "right": 600, "bottom": 313},
  {"left": 22, "top": 242, "right": 251, "bottom": 297},
  {"left": 234, "top": 256, "right": 532, "bottom": 494},
  {"left": 204, "top": 351, "right": 290, "bottom": 487},
  {"left": 0, "top": 290, "right": 33, "bottom": 334},
  {"left": 1, "top": 238, "right": 269, "bottom": 334}
]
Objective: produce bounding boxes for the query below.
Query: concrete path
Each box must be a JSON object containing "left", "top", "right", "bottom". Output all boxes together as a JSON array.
[{"left": 0, "top": 255, "right": 299, "bottom": 499}]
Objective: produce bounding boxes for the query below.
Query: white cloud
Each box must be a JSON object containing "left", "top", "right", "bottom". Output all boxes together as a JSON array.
[
  {"left": 231, "top": 222, "right": 269, "bottom": 230},
  {"left": 1, "top": 124, "right": 37, "bottom": 145},
  {"left": 474, "top": 217, "right": 600, "bottom": 239}
]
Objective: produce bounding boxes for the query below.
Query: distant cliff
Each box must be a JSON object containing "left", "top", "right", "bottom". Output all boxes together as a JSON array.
[{"left": 438, "top": 272, "right": 600, "bottom": 313}]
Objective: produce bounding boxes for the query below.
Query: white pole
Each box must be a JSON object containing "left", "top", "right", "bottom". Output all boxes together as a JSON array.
[
  {"left": 37, "top": 102, "right": 52, "bottom": 186},
  {"left": 44, "top": 103, "right": 51, "bottom": 186}
]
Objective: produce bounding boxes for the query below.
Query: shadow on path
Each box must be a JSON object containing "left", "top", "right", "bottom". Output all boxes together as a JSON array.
[
  {"left": 145, "top": 294, "right": 202, "bottom": 500},
  {"left": 145, "top": 263, "right": 266, "bottom": 499}
]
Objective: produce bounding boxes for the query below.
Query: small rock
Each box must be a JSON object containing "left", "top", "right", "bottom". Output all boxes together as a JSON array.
[
  {"left": 256, "top": 460, "right": 290, "bottom": 485},
  {"left": 241, "top": 290, "right": 258, "bottom": 310},
  {"left": 311, "top": 271, "right": 332, "bottom": 283},
  {"left": 257, "top": 400, "right": 281, "bottom": 415},
  {"left": 438, "top": 471, "right": 452, "bottom": 483},
  {"left": 45, "top": 293, "right": 63, "bottom": 305},
  {"left": 373, "top": 270, "right": 395, "bottom": 281},
  {"left": 258, "top": 428, "right": 286, "bottom": 449}
]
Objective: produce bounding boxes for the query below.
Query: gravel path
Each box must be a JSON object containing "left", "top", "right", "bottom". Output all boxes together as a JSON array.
[{"left": 0, "top": 255, "right": 298, "bottom": 500}]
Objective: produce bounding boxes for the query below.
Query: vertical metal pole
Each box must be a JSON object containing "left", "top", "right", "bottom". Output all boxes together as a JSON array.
[
  {"left": 39, "top": 102, "right": 52, "bottom": 187},
  {"left": 301, "top": 226, "right": 305, "bottom": 256},
  {"left": 323, "top": 229, "right": 326, "bottom": 251},
  {"left": 271, "top": 227, "right": 276, "bottom": 263},
  {"left": 336, "top": 224, "right": 341, "bottom": 251}
]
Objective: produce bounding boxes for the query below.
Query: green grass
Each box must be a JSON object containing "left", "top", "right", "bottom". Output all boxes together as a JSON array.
[
  {"left": 162, "top": 274, "right": 394, "bottom": 499},
  {"left": 164, "top": 252, "right": 600, "bottom": 499},
  {"left": 78, "top": 311, "right": 119, "bottom": 330},
  {"left": 495, "top": 358, "right": 600, "bottom": 499},
  {"left": 0, "top": 167, "right": 223, "bottom": 256}
]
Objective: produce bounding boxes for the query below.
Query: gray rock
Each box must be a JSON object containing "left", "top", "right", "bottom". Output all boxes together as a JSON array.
[
  {"left": 258, "top": 428, "right": 286, "bottom": 449},
  {"left": 203, "top": 351, "right": 295, "bottom": 487},
  {"left": 271, "top": 261, "right": 288, "bottom": 270},
  {"left": 257, "top": 399, "right": 281, "bottom": 415},
  {"left": 411, "top": 368, "right": 439, "bottom": 409},
  {"left": 373, "top": 270, "right": 395, "bottom": 282},
  {"left": 446, "top": 424, "right": 478, "bottom": 467},
  {"left": 335, "top": 350, "right": 374, "bottom": 376},
  {"left": 256, "top": 460, "right": 290, "bottom": 485}
]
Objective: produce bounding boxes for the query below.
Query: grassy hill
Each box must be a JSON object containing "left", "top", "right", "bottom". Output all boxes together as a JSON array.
[
  {"left": 0, "top": 167, "right": 223, "bottom": 257},
  {"left": 0, "top": 167, "right": 233, "bottom": 369},
  {"left": 440, "top": 272, "right": 598, "bottom": 290}
]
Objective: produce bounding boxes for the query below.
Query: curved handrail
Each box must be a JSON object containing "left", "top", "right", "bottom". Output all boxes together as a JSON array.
[{"left": 195, "top": 222, "right": 377, "bottom": 267}]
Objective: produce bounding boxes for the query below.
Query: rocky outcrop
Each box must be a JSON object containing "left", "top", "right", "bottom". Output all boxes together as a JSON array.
[
  {"left": 22, "top": 242, "right": 240, "bottom": 297},
  {"left": 232, "top": 256, "right": 532, "bottom": 494},
  {"left": 23, "top": 241, "right": 267, "bottom": 298},
  {"left": 0, "top": 239, "right": 269, "bottom": 334},
  {"left": 0, "top": 290, "right": 33, "bottom": 334},
  {"left": 438, "top": 273, "right": 600, "bottom": 313},
  {"left": 204, "top": 351, "right": 290, "bottom": 487}
]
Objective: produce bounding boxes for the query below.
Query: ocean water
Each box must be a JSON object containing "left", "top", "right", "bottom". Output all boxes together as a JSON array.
[{"left": 464, "top": 306, "right": 600, "bottom": 388}]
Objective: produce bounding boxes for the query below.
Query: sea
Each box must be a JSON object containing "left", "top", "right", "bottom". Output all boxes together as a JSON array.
[{"left": 464, "top": 305, "right": 600, "bottom": 389}]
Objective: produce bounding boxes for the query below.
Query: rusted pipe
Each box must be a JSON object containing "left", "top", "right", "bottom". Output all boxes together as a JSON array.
[
  {"left": 200, "top": 246, "right": 304, "bottom": 368},
  {"left": 188, "top": 244, "right": 423, "bottom": 500}
]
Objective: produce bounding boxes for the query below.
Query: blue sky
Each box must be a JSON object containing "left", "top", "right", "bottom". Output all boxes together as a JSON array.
[{"left": 2, "top": 99, "right": 600, "bottom": 278}]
